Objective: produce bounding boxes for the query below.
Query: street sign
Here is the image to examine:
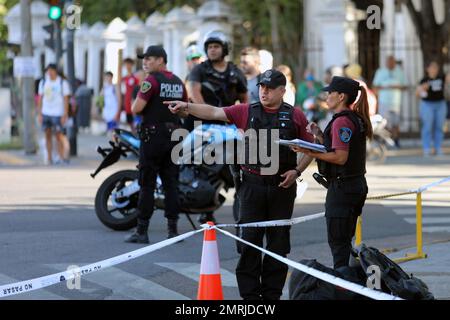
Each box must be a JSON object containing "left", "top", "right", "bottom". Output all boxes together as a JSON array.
[{"left": 13, "top": 56, "right": 36, "bottom": 78}]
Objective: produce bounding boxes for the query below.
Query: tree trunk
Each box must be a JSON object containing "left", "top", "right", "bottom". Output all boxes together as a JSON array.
[
  {"left": 265, "top": 0, "right": 282, "bottom": 66},
  {"left": 403, "top": 0, "right": 449, "bottom": 70}
]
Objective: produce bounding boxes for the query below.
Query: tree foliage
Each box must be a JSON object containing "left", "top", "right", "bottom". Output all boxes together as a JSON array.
[
  {"left": 78, "top": 0, "right": 303, "bottom": 79},
  {"left": 402, "top": 0, "right": 450, "bottom": 69}
]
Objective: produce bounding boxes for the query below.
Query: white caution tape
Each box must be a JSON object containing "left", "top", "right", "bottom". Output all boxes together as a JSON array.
[
  {"left": 212, "top": 211, "right": 325, "bottom": 229},
  {"left": 415, "top": 176, "right": 450, "bottom": 193},
  {"left": 0, "top": 229, "right": 204, "bottom": 299},
  {"left": 213, "top": 226, "right": 403, "bottom": 300}
]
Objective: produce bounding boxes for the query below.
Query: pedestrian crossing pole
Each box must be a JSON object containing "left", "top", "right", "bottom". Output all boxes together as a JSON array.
[
  {"left": 355, "top": 216, "right": 362, "bottom": 246},
  {"left": 416, "top": 192, "right": 424, "bottom": 258},
  {"left": 19, "top": 0, "right": 37, "bottom": 154}
]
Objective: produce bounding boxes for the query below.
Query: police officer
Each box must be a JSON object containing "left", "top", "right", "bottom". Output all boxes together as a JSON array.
[
  {"left": 291, "top": 76, "right": 373, "bottom": 269},
  {"left": 125, "top": 45, "right": 188, "bottom": 244},
  {"left": 166, "top": 69, "right": 314, "bottom": 300},
  {"left": 186, "top": 30, "right": 248, "bottom": 223}
]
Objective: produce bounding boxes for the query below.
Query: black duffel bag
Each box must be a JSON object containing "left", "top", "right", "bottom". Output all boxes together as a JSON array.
[{"left": 288, "top": 259, "right": 368, "bottom": 300}]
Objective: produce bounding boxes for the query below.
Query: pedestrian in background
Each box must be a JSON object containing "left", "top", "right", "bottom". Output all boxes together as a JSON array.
[
  {"left": 100, "top": 71, "right": 120, "bottom": 136},
  {"left": 295, "top": 69, "right": 322, "bottom": 109},
  {"left": 37, "top": 63, "right": 71, "bottom": 165},
  {"left": 121, "top": 58, "right": 139, "bottom": 132},
  {"left": 276, "top": 64, "right": 296, "bottom": 106},
  {"left": 240, "top": 46, "right": 262, "bottom": 104},
  {"left": 416, "top": 61, "right": 449, "bottom": 157},
  {"left": 372, "top": 55, "right": 407, "bottom": 148}
]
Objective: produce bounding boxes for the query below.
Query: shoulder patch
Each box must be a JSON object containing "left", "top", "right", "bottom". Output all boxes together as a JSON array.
[
  {"left": 339, "top": 127, "right": 352, "bottom": 143},
  {"left": 140, "top": 81, "right": 152, "bottom": 93}
]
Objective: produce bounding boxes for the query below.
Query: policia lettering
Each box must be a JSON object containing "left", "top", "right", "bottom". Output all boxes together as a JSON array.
[{"left": 126, "top": 45, "right": 188, "bottom": 244}]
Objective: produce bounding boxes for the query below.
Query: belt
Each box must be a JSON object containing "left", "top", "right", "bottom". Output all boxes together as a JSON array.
[
  {"left": 242, "top": 171, "right": 282, "bottom": 186},
  {"left": 327, "top": 174, "right": 365, "bottom": 182},
  {"left": 140, "top": 122, "right": 180, "bottom": 132}
]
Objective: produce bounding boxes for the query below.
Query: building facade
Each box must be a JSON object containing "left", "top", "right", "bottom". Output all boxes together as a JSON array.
[{"left": 5, "top": 0, "right": 241, "bottom": 96}]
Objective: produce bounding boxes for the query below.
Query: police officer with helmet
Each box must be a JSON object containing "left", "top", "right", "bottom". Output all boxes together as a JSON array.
[
  {"left": 187, "top": 30, "right": 248, "bottom": 223},
  {"left": 291, "top": 76, "right": 373, "bottom": 269},
  {"left": 166, "top": 69, "right": 314, "bottom": 300},
  {"left": 125, "top": 45, "right": 188, "bottom": 244}
]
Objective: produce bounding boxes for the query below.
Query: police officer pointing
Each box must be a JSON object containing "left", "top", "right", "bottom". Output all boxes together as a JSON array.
[
  {"left": 166, "top": 69, "right": 314, "bottom": 300},
  {"left": 291, "top": 76, "right": 373, "bottom": 269},
  {"left": 125, "top": 46, "right": 188, "bottom": 244}
]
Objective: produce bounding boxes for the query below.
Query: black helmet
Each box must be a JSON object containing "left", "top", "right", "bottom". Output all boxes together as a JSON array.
[{"left": 203, "top": 30, "right": 229, "bottom": 57}]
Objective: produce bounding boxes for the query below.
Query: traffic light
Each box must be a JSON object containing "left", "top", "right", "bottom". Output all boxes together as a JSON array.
[
  {"left": 43, "top": 23, "right": 55, "bottom": 50},
  {"left": 48, "top": 0, "right": 62, "bottom": 21}
]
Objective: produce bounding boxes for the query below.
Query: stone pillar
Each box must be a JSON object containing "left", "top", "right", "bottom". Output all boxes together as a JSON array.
[{"left": 86, "top": 22, "right": 106, "bottom": 95}]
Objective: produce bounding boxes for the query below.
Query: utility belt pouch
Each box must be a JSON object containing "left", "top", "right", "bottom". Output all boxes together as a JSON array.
[{"left": 138, "top": 125, "right": 156, "bottom": 143}]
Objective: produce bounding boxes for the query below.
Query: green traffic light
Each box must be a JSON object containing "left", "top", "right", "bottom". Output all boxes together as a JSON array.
[{"left": 48, "top": 6, "right": 62, "bottom": 20}]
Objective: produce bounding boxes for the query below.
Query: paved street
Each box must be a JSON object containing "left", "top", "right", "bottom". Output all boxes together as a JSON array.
[{"left": 0, "top": 132, "right": 449, "bottom": 300}]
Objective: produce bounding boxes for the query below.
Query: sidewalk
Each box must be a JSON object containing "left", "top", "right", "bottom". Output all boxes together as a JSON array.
[
  {"left": 0, "top": 130, "right": 113, "bottom": 167},
  {"left": 389, "top": 240, "right": 450, "bottom": 300}
]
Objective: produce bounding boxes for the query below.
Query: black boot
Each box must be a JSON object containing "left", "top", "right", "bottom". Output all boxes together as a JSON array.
[
  {"left": 124, "top": 219, "right": 149, "bottom": 244},
  {"left": 167, "top": 218, "right": 182, "bottom": 240}
]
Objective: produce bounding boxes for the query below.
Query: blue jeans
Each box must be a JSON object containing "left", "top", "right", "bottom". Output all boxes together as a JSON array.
[{"left": 419, "top": 100, "right": 447, "bottom": 153}]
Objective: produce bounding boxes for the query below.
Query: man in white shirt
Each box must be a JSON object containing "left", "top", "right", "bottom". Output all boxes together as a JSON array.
[{"left": 37, "top": 63, "right": 71, "bottom": 164}]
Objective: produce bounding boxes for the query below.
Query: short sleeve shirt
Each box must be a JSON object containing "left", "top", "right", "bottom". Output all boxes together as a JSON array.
[
  {"left": 372, "top": 67, "right": 406, "bottom": 111},
  {"left": 330, "top": 116, "right": 356, "bottom": 151},
  {"left": 38, "top": 76, "right": 71, "bottom": 117},
  {"left": 419, "top": 75, "right": 446, "bottom": 101},
  {"left": 122, "top": 74, "right": 140, "bottom": 113},
  {"left": 137, "top": 71, "right": 188, "bottom": 103}
]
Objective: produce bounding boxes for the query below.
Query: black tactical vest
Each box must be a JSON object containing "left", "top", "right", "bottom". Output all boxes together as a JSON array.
[
  {"left": 199, "top": 60, "right": 242, "bottom": 107},
  {"left": 142, "top": 72, "right": 184, "bottom": 126},
  {"left": 243, "top": 102, "right": 298, "bottom": 175},
  {"left": 318, "top": 110, "right": 366, "bottom": 179}
]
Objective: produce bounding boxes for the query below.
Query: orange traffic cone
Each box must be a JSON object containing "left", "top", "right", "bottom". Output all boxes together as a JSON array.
[{"left": 197, "top": 221, "right": 224, "bottom": 300}]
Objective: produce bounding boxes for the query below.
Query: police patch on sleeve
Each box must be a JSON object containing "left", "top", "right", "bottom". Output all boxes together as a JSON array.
[
  {"left": 140, "top": 81, "right": 152, "bottom": 93},
  {"left": 339, "top": 127, "right": 352, "bottom": 143}
]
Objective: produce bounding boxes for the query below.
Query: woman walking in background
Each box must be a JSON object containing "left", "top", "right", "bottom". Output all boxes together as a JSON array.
[{"left": 416, "top": 61, "right": 449, "bottom": 157}]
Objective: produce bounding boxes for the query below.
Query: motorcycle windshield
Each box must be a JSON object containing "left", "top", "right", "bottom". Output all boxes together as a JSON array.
[
  {"left": 119, "top": 130, "right": 141, "bottom": 149},
  {"left": 178, "top": 124, "right": 243, "bottom": 165}
]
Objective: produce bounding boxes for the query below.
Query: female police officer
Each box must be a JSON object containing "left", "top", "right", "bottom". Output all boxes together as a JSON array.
[{"left": 291, "top": 76, "right": 373, "bottom": 269}]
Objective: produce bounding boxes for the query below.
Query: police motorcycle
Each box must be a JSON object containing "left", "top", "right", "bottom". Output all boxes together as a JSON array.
[
  {"left": 366, "top": 114, "right": 395, "bottom": 163},
  {"left": 90, "top": 124, "right": 242, "bottom": 231}
]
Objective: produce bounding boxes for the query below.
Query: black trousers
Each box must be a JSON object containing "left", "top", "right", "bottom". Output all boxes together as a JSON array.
[
  {"left": 137, "top": 136, "right": 179, "bottom": 222},
  {"left": 236, "top": 175, "right": 296, "bottom": 300},
  {"left": 325, "top": 177, "right": 367, "bottom": 269}
]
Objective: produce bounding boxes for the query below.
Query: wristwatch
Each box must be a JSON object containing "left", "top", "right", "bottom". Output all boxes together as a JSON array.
[{"left": 295, "top": 169, "right": 302, "bottom": 177}]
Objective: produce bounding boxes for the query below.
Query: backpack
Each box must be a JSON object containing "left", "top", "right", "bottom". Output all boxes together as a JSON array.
[
  {"left": 289, "top": 244, "right": 434, "bottom": 300},
  {"left": 354, "top": 244, "right": 434, "bottom": 300},
  {"left": 288, "top": 259, "right": 368, "bottom": 300}
]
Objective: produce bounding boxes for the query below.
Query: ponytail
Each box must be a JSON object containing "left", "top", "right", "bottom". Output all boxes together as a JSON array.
[{"left": 352, "top": 86, "right": 373, "bottom": 140}]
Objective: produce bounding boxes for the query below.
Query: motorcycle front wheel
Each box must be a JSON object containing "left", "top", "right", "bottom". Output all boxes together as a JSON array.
[{"left": 95, "top": 170, "right": 139, "bottom": 231}]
